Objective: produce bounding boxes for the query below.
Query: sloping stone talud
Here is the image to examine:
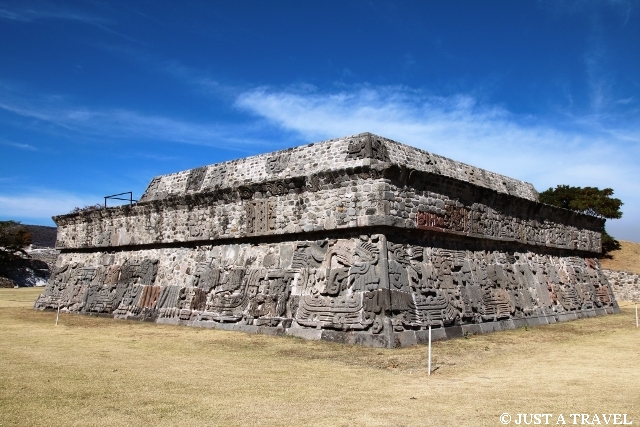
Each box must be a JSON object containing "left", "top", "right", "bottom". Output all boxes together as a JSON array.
[{"left": 34, "top": 133, "right": 619, "bottom": 347}]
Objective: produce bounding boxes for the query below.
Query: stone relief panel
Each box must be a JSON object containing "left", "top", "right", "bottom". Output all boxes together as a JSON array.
[
  {"left": 413, "top": 198, "right": 600, "bottom": 252},
  {"left": 295, "top": 237, "right": 379, "bottom": 331},
  {"left": 203, "top": 166, "right": 227, "bottom": 191},
  {"left": 186, "top": 167, "right": 208, "bottom": 192},
  {"left": 384, "top": 244, "right": 462, "bottom": 331},
  {"left": 265, "top": 153, "right": 290, "bottom": 174},
  {"left": 34, "top": 258, "right": 160, "bottom": 317},
  {"left": 346, "top": 133, "right": 390, "bottom": 162},
  {"left": 35, "top": 238, "right": 617, "bottom": 340},
  {"left": 245, "top": 200, "right": 276, "bottom": 234}
]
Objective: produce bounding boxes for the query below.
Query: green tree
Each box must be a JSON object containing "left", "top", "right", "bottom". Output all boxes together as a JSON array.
[
  {"left": 539, "top": 185, "right": 623, "bottom": 255},
  {"left": 0, "top": 221, "right": 32, "bottom": 270}
]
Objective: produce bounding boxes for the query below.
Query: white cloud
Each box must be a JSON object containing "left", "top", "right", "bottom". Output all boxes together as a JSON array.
[{"left": 235, "top": 85, "right": 640, "bottom": 241}]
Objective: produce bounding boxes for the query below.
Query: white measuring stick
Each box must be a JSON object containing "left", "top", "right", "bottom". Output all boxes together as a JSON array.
[{"left": 428, "top": 325, "right": 432, "bottom": 376}]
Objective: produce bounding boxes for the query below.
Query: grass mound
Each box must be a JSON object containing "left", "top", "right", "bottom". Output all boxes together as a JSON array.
[{"left": 601, "top": 239, "right": 640, "bottom": 275}]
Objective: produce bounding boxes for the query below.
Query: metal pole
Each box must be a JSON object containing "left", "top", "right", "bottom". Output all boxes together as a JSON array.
[
  {"left": 636, "top": 304, "right": 638, "bottom": 328},
  {"left": 56, "top": 301, "right": 60, "bottom": 326},
  {"left": 428, "top": 325, "right": 432, "bottom": 376}
]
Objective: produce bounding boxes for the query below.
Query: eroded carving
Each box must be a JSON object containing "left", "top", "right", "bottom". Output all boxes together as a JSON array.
[
  {"left": 417, "top": 211, "right": 445, "bottom": 230},
  {"left": 204, "top": 166, "right": 227, "bottom": 190},
  {"left": 346, "top": 133, "right": 390, "bottom": 162},
  {"left": 266, "top": 153, "right": 290, "bottom": 174},
  {"left": 186, "top": 166, "right": 207, "bottom": 192},
  {"left": 246, "top": 200, "right": 275, "bottom": 234}
]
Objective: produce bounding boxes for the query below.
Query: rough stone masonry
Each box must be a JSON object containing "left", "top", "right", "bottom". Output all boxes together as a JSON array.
[{"left": 34, "top": 133, "right": 619, "bottom": 347}]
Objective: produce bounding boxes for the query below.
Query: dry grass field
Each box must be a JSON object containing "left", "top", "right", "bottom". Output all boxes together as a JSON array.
[
  {"left": 601, "top": 240, "right": 640, "bottom": 275},
  {"left": 1, "top": 288, "right": 639, "bottom": 427}
]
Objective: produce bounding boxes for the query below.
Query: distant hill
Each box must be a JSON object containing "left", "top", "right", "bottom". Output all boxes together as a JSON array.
[
  {"left": 24, "top": 225, "right": 57, "bottom": 248},
  {"left": 600, "top": 240, "right": 640, "bottom": 275},
  {"left": 0, "top": 224, "right": 57, "bottom": 286}
]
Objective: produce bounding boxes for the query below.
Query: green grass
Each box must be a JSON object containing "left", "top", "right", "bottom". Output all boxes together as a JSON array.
[{"left": 1, "top": 288, "right": 639, "bottom": 427}]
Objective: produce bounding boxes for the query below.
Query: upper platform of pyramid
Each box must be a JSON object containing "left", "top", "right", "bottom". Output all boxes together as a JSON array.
[{"left": 139, "top": 133, "right": 539, "bottom": 203}]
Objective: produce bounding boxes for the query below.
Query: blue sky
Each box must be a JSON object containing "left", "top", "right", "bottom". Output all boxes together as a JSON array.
[{"left": 1, "top": 1, "right": 639, "bottom": 242}]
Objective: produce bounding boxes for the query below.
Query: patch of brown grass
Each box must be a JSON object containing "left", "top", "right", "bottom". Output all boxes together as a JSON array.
[
  {"left": 601, "top": 240, "right": 640, "bottom": 274},
  {"left": 1, "top": 288, "right": 639, "bottom": 427}
]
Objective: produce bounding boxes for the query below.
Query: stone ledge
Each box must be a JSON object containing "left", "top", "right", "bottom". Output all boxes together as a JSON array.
[{"left": 66, "top": 306, "right": 619, "bottom": 348}]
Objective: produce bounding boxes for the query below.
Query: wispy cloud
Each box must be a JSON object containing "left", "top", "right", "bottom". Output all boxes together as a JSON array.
[
  {"left": 133, "top": 153, "right": 182, "bottom": 162},
  {"left": 584, "top": 9, "right": 612, "bottom": 114},
  {"left": 0, "top": 190, "right": 100, "bottom": 221},
  {"left": 0, "top": 93, "right": 263, "bottom": 149},
  {"left": 0, "top": 176, "right": 21, "bottom": 183},
  {"left": 91, "top": 46, "right": 237, "bottom": 98},
  {"left": 235, "top": 84, "right": 640, "bottom": 240},
  {"left": 162, "top": 61, "right": 223, "bottom": 94},
  {"left": 558, "top": 1, "right": 639, "bottom": 116},
  {"left": 584, "top": 46, "right": 610, "bottom": 113},
  {"left": 0, "top": 5, "right": 108, "bottom": 24},
  {"left": 0, "top": 8, "right": 21, "bottom": 20},
  {"left": 0, "top": 138, "right": 37, "bottom": 151},
  {"left": 0, "top": 3, "right": 143, "bottom": 43}
]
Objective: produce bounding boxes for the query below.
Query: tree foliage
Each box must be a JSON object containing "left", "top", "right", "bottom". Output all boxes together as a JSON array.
[
  {"left": 0, "top": 221, "right": 32, "bottom": 269},
  {"left": 600, "top": 230, "right": 621, "bottom": 255},
  {"left": 539, "top": 185, "right": 622, "bottom": 219},
  {"left": 539, "top": 185, "right": 623, "bottom": 256}
]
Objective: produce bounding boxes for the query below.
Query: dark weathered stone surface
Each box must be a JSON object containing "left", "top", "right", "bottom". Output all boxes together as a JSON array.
[{"left": 35, "top": 133, "right": 618, "bottom": 347}]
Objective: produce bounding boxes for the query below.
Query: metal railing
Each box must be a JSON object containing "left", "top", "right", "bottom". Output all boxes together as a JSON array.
[{"left": 104, "top": 192, "right": 137, "bottom": 208}]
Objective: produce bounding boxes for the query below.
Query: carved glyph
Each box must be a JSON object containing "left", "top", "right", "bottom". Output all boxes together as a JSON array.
[
  {"left": 186, "top": 166, "right": 207, "bottom": 192},
  {"left": 346, "top": 133, "right": 390, "bottom": 162},
  {"left": 265, "top": 153, "right": 290, "bottom": 174}
]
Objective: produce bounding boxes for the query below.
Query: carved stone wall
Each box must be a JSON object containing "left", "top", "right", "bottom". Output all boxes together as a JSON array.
[
  {"left": 35, "top": 234, "right": 617, "bottom": 347},
  {"left": 36, "top": 133, "right": 618, "bottom": 347},
  {"left": 53, "top": 166, "right": 602, "bottom": 252}
]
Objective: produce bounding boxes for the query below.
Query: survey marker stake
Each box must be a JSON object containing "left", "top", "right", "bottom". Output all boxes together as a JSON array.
[{"left": 428, "top": 325, "right": 432, "bottom": 376}]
